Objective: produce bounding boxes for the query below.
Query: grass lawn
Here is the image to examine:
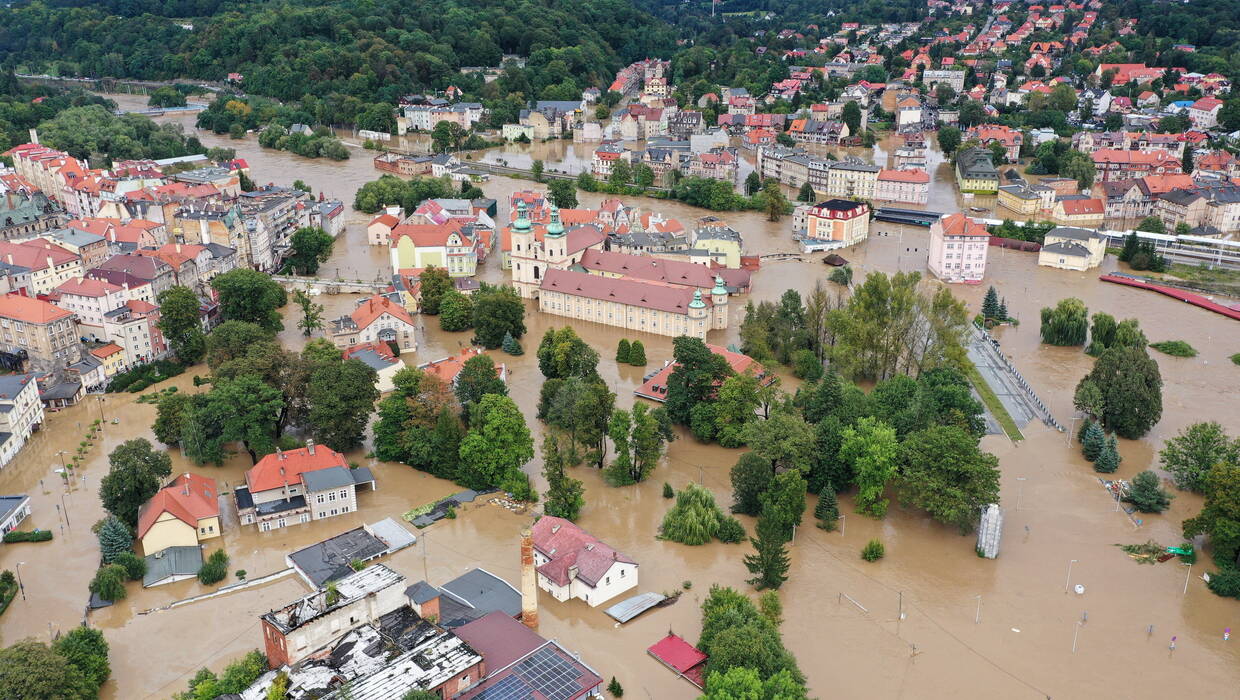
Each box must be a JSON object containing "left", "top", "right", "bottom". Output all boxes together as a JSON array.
[{"left": 961, "top": 359, "right": 1024, "bottom": 442}]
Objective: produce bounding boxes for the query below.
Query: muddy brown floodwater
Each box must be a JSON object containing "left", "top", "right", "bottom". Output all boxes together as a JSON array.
[{"left": 0, "top": 93, "right": 1237, "bottom": 699}]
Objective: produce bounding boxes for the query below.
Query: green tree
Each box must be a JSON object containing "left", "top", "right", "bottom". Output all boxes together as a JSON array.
[
  {"left": 97, "top": 515, "right": 133, "bottom": 563},
  {"left": 701, "top": 667, "right": 807, "bottom": 700},
  {"left": 471, "top": 284, "right": 525, "bottom": 348},
  {"left": 100, "top": 438, "right": 173, "bottom": 527},
  {"left": 841, "top": 101, "right": 862, "bottom": 135},
  {"left": 113, "top": 551, "right": 147, "bottom": 580},
  {"left": 537, "top": 327, "right": 599, "bottom": 380},
  {"left": 1182, "top": 146, "right": 1194, "bottom": 175},
  {"left": 797, "top": 181, "right": 816, "bottom": 203},
  {"left": 292, "top": 289, "right": 324, "bottom": 337},
  {"left": 152, "top": 392, "right": 192, "bottom": 447},
  {"left": 287, "top": 227, "right": 334, "bottom": 275},
  {"left": 627, "top": 340, "right": 646, "bottom": 366},
  {"left": 606, "top": 403, "right": 670, "bottom": 485},
  {"left": 456, "top": 353, "right": 508, "bottom": 422},
  {"left": 758, "top": 470, "right": 808, "bottom": 543},
  {"left": 307, "top": 358, "right": 379, "bottom": 451},
  {"left": 896, "top": 426, "right": 1000, "bottom": 532},
  {"left": 545, "top": 378, "right": 615, "bottom": 468},
  {"left": 156, "top": 286, "right": 206, "bottom": 364},
  {"left": 457, "top": 395, "right": 533, "bottom": 491},
  {"left": 418, "top": 267, "right": 453, "bottom": 315},
  {"left": 531, "top": 159, "right": 545, "bottom": 182},
  {"left": 1159, "top": 422, "right": 1239, "bottom": 493},
  {"left": 403, "top": 692, "right": 440, "bottom": 700},
  {"left": 431, "top": 121, "right": 467, "bottom": 153},
  {"left": 1183, "top": 463, "right": 1240, "bottom": 568},
  {"left": 698, "top": 587, "right": 803, "bottom": 682},
  {"left": 660, "top": 483, "right": 728, "bottom": 545},
  {"left": 541, "top": 434, "right": 585, "bottom": 520},
  {"left": 1076, "top": 346, "right": 1163, "bottom": 439},
  {"left": 937, "top": 126, "right": 962, "bottom": 155},
  {"left": 1081, "top": 421, "right": 1106, "bottom": 462},
  {"left": 90, "top": 564, "right": 128, "bottom": 602},
  {"left": 981, "top": 286, "right": 1001, "bottom": 321},
  {"left": 205, "top": 320, "right": 273, "bottom": 369},
  {"left": 839, "top": 417, "right": 900, "bottom": 517},
  {"left": 790, "top": 349, "right": 822, "bottom": 380},
  {"left": 609, "top": 159, "right": 632, "bottom": 186},
  {"left": 1094, "top": 435, "right": 1121, "bottom": 473},
  {"left": 730, "top": 452, "right": 774, "bottom": 516},
  {"left": 761, "top": 179, "right": 788, "bottom": 222},
  {"left": 548, "top": 179, "right": 578, "bottom": 209},
  {"left": 1126, "top": 471, "right": 1173, "bottom": 513},
  {"left": 201, "top": 374, "right": 284, "bottom": 463},
  {"left": 149, "top": 86, "right": 188, "bottom": 108},
  {"left": 665, "top": 336, "right": 733, "bottom": 425},
  {"left": 634, "top": 163, "right": 655, "bottom": 188},
  {"left": 501, "top": 331, "right": 523, "bottom": 355},
  {"left": 198, "top": 549, "right": 229, "bottom": 584},
  {"left": 742, "top": 411, "right": 815, "bottom": 474},
  {"left": 744, "top": 515, "right": 791, "bottom": 590},
  {"left": 815, "top": 486, "right": 839, "bottom": 530},
  {"left": 210, "top": 269, "right": 287, "bottom": 332},
  {"left": 616, "top": 339, "right": 631, "bottom": 363},
  {"left": 745, "top": 171, "right": 762, "bottom": 196},
  {"left": 52, "top": 626, "right": 110, "bottom": 695},
  {"left": 607, "top": 677, "right": 624, "bottom": 697},
  {"left": 713, "top": 372, "right": 761, "bottom": 448},
  {"left": 1040, "top": 297, "right": 1089, "bottom": 346},
  {"left": 0, "top": 641, "right": 92, "bottom": 700},
  {"left": 439, "top": 290, "right": 474, "bottom": 332}
]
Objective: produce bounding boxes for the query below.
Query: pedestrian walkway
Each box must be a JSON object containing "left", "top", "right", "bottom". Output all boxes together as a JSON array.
[{"left": 968, "top": 328, "right": 1063, "bottom": 432}]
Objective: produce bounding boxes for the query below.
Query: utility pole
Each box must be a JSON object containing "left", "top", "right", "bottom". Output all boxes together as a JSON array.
[{"left": 421, "top": 533, "right": 429, "bottom": 581}]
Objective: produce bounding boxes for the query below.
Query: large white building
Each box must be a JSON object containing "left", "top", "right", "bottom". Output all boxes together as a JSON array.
[
  {"left": 0, "top": 374, "right": 43, "bottom": 469},
  {"left": 530, "top": 516, "right": 637, "bottom": 607},
  {"left": 928, "top": 213, "right": 990, "bottom": 284}
]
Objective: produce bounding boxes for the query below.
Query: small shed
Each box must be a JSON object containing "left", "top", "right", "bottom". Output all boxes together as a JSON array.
[{"left": 647, "top": 633, "right": 708, "bottom": 689}]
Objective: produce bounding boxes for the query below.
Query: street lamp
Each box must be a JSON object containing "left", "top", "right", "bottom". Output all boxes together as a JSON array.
[
  {"left": 1064, "top": 559, "right": 1079, "bottom": 592},
  {"left": 14, "top": 561, "right": 25, "bottom": 601},
  {"left": 96, "top": 395, "right": 106, "bottom": 424}
]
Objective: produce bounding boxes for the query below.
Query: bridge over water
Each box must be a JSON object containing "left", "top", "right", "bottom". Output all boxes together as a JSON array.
[{"left": 271, "top": 275, "right": 389, "bottom": 295}]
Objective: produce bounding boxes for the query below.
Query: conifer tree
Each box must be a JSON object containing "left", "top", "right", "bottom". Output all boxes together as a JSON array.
[
  {"left": 982, "top": 286, "right": 1001, "bottom": 320},
  {"left": 1081, "top": 421, "right": 1106, "bottom": 462},
  {"left": 744, "top": 516, "right": 791, "bottom": 590},
  {"left": 502, "top": 331, "right": 523, "bottom": 355},
  {"left": 998, "top": 298, "right": 1008, "bottom": 321},
  {"left": 628, "top": 340, "right": 647, "bottom": 366},
  {"left": 1094, "top": 435, "right": 1121, "bottom": 473},
  {"left": 814, "top": 484, "right": 839, "bottom": 531},
  {"left": 97, "top": 516, "right": 133, "bottom": 564},
  {"left": 616, "top": 339, "right": 631, "bottom": 363}
]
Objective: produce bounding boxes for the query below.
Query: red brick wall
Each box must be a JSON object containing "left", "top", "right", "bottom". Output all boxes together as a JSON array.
[{"left": 262, "top": 619, "right": 289, "bottom": 669}]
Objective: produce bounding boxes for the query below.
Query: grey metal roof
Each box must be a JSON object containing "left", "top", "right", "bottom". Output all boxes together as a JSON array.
[
  {"left": 405, "top": 580, "right": 440, "bottom": 604},
  {"left": 440, "top": 568, "right": 522, "bottom": 621},
  {"left": 0, "top": 494, "right": 28, "bottom": 524},
  {"left": 40, "top": 380, "right": 82, "bottom": 401},
  {"left": 143, "top": 546, "right": 203, "bottom": 587},
  {"left": 1042, "top": 241, "right": 1090, "bottom": 257},
  {"left": 233, "top": 485, "right": 254, "bottom": 511},
  {"left": 347, "top": 348, "right": 398, "bottom": 373},
  {"left": 0, "top": 373, "right": 35, "bottom": 400},
  {"left": 1047, "top": 227, "right": 1100, "bottom": 243},
  {"left": 288, "top": 527, "right": 390, "bottom": 587}
]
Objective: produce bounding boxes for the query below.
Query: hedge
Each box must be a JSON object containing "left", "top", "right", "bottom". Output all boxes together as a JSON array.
[{"left": 3, "top": 529, "right": 53, "bottom": 543}]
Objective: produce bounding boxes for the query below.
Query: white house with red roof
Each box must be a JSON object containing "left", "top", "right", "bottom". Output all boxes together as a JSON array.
[
  {"left": 1189, "top": 97, "right": 1223, "bottom": 130},
  {"left": 530, "top": 516, "right": 637, "bottom": 607},
  {"left": 928, "top": 213, "right": 990, "bottom": 284},
  {"left": 137, "top": 473, "right": 221, "bottom": 555},
  {"left": 235, "top": 441, "right": 376, "bottom": 531},
  {"left": 328, "top": 295, "right": 418, "bottom": 353}
]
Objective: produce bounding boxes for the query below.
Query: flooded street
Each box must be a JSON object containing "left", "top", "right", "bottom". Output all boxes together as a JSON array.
[{"left": 1, "top": 94, "right": 1238, "bottom": 698}]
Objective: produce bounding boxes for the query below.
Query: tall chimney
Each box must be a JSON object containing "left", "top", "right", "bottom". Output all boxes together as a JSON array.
[
  {"left": 306, "top": 439, "right": 315, "bottom": 455},
  {"left": 520, "top": 527, "right": 538, "bottom": 629}
]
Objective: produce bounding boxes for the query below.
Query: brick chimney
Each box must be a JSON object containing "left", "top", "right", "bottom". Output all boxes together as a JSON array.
[
  {"left": 520, "top": 527, "right": 538, "bottom": 629},
  {"left": 305, "top": 439, "right": 315, "bottom": 455}
]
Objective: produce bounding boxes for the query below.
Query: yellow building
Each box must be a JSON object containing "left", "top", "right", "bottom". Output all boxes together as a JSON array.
[
  {"left": 538, "top": 269, "right": 728, "bottom": 339},
  {"left": 1037, "top": 227, "right": 1106, "bottom": 271},
  {"left": 955, "top": 147, "right": 1000, "bottom": 194},
  {"left": 388, "top": 220, "right": 484, "bottom": 277},
  {"left": 1052, "top": 198, "right": 1105, "bottom": 228},
  {"left": 136, "top": 473, "right": 221, "bottom": 555},
  {"left": 692, "top": 224, "right": 743, "bottom": 268},
  {"left": 997, "top": 185, "right": 1041, "bottom": 215},
  {"left": 803, "top": 199, "right": 871, "bottom": 248},
  {"left": 89, "top": 343, "right": 125, "bottom": 377}
]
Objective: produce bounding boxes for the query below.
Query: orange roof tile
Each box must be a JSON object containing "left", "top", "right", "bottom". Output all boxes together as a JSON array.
[
  {"left": 351, "top": 294, "right": 415, "bottom": 330},
  {"left": 89, "top": 343, "right": 123, "bottom": 359},
  {"left": 0, "top": 293, "right": 73, "bottom": 324},
  {"left": 245, "top": 444, "right": 348, "bottom": 493},
  {"left": 136, "top": 473, "right": 219, "bottom": 539}
]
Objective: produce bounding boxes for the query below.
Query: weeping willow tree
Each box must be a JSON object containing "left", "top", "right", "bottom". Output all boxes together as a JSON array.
[
  {"left": 1039, "top": 297, "right": 1089, "bottom": 346},
  {"left": 660, "top": 484, "right": 730, "bottom": 545}
]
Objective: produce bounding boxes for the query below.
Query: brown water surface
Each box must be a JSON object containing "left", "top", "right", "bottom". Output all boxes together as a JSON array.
[{"left": 0, "top": 94, "right": 1237, "bottom": 699}]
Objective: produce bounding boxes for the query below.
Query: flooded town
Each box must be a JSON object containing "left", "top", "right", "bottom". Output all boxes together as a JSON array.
[{"left": 3, "top": 3, "right": 1240, "bottom": 698}]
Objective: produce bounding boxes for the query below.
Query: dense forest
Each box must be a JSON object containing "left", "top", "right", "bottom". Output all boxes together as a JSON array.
[{"left": 0, "top": 0, "right": 677, "bottom": 104}]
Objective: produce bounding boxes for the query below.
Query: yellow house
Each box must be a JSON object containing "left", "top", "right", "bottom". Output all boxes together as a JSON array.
[
  {"left": 89, "top": 343, "right": 125, "bottom": 378},
  {"left": 1037, "top": 227, "right": 1106, "bottom": 271},
  {"left": 1052, "top": 197, "right": 1105, "bottom": 228},
  {"left": 136, "top": 473, "right": 221, "bottom": 555},
  {"left": 388, "top": 221, "right": 482, "bottom": 277},
  {"left": 955, "top": 147, "right": 1000, "bottom": 194},
  {"left": 997, "top": 185, "right": 1041, "bottom": 215},
  {"left": 692, "top": 224, "right": 743, "bottom": 268}
]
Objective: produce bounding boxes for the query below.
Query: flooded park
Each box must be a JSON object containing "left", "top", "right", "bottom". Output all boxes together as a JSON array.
[{"left": 0, "top": 94, "right": 1238, "bottom": 698}]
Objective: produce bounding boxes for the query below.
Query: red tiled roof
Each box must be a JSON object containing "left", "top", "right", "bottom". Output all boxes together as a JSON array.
[
  {"left": 635, "top": 343, "right": 772, "bottom": 402},
  {"left": 245, "top": 444, "right": 347, "bottom": 494},
  {"left": 389, "top": 220, "right": 469, "bottom": 249},
  {"left": 369, "top": 214, "right": 400, "bottom": 229},
  {"left": 1057, "top": 198, "right": 1103, "bottom": 215},
  {"left": 937, "top": 213, "right": 990, "bottom": 238},
  {"left": 55, "top": 277, "right": 123, "bottom": 298},
  {"left": 539, "top": 268, "right": 708, "bottom": 315},
  {"left": 531, "top": 516, "right": 634, "bottom": 587},
  {"left": 878, "top": 168, "right": 930, "bottom": 183},
  {"left": 0, "top": 293, "right": 73, "bottom": 324},
  {"left": 577, "top": 249, "right": 750, "bottom": 291},
  {"left": 136, "top": 473, "right": 219, "bottom": 539},
  {"left": 351, "top": 294, "right": 416, "bottom": 330},
  {"left": 89, "top": 343, "right": 123, "bottom": 359},
  {"left": 417, "top": 347, "right": 486, "bottom": 386}
]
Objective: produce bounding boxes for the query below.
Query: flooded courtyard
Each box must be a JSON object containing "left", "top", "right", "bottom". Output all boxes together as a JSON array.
[{"left": 0, "top": 94, "right": 1238, "bottom": 698}]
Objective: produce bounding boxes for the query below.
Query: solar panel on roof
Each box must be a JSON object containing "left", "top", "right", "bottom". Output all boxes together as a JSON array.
[
  {"left": 514, "top": 647, "right": 583, "bottom": 700},
  {"left": 474, "top": 673, "right": 534, "bottom": 700}
]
